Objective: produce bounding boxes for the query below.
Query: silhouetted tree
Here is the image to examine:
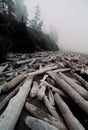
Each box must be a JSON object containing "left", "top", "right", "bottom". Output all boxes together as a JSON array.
[{"left": 15, "top": 0, "right": 28, "bottom": 24}]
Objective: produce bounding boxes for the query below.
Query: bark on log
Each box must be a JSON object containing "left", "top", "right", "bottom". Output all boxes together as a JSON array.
[
  {"left": 48, "top": 71, "right": 88, "bottom": 114},
  {"left": 0, "top": 77, "right": 33, "bottom": 130},
  {"left": 25, "top": 116, "right": 59, "bottom": 130},
  {"left": 30, "top": 81, "right": 39, "bottom": 98},
  {"left": 74, "top": 73, "right": 88, "bottom": 90},
  {"left": 59, "top": 72, "right": 88, "bottom": 99},
  {"left": 54, "top": 93, "right": 85, "bottom": 130},
  {"left": 25, "top": 102, "right": 66, "bottom": 130}
]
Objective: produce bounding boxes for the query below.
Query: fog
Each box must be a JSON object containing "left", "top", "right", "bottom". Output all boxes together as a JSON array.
[{"left": 24, "top": 0, "right": 88, "bottom": 54}]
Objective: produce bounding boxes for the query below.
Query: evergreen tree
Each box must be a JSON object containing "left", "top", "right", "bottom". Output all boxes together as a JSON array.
[{"left": 30, "top": 5, "right": 43, "bottom": 31}]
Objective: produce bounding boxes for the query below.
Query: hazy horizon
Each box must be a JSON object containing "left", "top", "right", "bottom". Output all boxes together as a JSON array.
[{"left": 24, "top": 0, "right": 88, "bottom": 54}]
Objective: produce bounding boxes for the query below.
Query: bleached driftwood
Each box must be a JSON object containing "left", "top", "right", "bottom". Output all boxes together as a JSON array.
[
  {"left": 53, "top": 68, "right": 71, "bottom": 73},
  {"left": 0, "top": 77, "right": 33, "bottom": 130},
  {"left": 25, "top": 116, "right": 59, "bottom": 130},
  {"left": 48, "top": 89, "right": 55, "bottom": 106},
  {"left": 37, "top": 75, "right": 48, "bottom": 100},
  {"left": 59, "top": 72, "right": 88, "bottom": 99},
  {"left": 74, "top": 73, "right": 88, "bottom": 90},
  {"left": 48, "top": 71, "right": 88, "bottom": 114},
  {"left": 54, "top": 93, "right": 85, "bottom": 130},
  {"left": 40, "top": 80, "right": 66, "bottom": 97},
  {"left": 30, "top": 81, "right": 39, "bottom": 98},
  {"left": 25, "top": 102, "right": 66, "bottom": 130},
  {"left": 0, "top": 64, "right": 9, "bottom": 74},
  {"left": 0, "top": 71, "right": 26, "bottom": 94}
]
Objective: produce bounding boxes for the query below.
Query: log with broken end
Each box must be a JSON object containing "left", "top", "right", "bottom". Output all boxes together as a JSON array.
[
  {"left": 48, "top": 71, "right": 88, "bottom": 114},
  {"left": 48, "top": 88, "right": 55, "bottom": 106},
  {"left": 25, "top": 102, "right": 67, "bottom": 130},
  {"left": 59, "top": 72, "right": 88, "bottom": 100},
  {"left": 37, "top": 75, "right": 48, "bottom": 100},
  {"left": 30, "top": 81, "right": 39, "bottom": 98},
  {"left": 0, "top": 71, "right": 27, "bottom": 94},
  {"left": 25, "top": 116, "right": 59, "bottom": 130},
  {"left": 54, "top": 93, "right": 85, "bottom": 130},
  {"left": 0, "top": 77, "right": 33, "bottom": 130}
]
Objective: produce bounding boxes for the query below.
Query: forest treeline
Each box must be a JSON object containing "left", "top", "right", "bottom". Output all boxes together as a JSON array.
[{"left": 0, "top": 0, "right": 59, "bottom": 62}]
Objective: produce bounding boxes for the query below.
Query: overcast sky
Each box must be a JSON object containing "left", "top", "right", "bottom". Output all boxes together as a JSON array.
[{"left": 24, "top": 0, "right": 88, "bottom": 54}]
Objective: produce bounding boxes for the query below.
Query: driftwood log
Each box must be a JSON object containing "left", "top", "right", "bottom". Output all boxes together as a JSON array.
[
  {"left": 0, "top": 77, "right": 33, "bottom": 130},
  {"left": 25, "top": 102, "right": 66, "bottom": 130},
  {"left": 30, "top": 81, "right": 39, "bottom": 98},
  {"left": 25, "top": 116, "right": 59, "bottom": 130},
  {"left": 48, "top": 71, "right": 88, "bottom": 114},
  {"left": 74, "top": 73, "right": 88, "bottom": 90},
  {"left": 54, "top": 93, "right": 85, "bottom": 130},
  {"left": 43, "top": 96, "right": 67, "bottom": 130},
  {"left": 59, "top": 72, "right": 88, "bottom": 100}
]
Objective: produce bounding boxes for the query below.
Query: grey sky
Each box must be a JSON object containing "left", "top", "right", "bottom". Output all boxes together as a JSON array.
[{"left": 24, "top": 0, "right": 88, "bottom": 54}]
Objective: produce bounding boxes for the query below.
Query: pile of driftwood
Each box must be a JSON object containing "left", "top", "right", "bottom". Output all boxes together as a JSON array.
[{"left": 0, "top": 51, "right": 88, "bottom": 130}]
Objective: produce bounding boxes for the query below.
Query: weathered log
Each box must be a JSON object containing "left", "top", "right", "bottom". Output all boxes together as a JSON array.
[
  {"left": 25, "top": 116, "right": 59, "bottom": 130},
  {"left": 0, "top": 77, "right": 33, "bottom": 130},
  {"left": 43, "top": 95, "right": 60, "bottom": 119},
  {"left": 47, "top": 77, "right": 55, "bottom": 86},
  {"left": 48, "top": 89, "right": 55, "bottom": 106},
  {"left": 0, "top": 79, "right": 26, "bottom": 111},
  {"left": 59, "top": 72, "right": 88, "bottom": 99},
  {"left": 40, "top": 80, "right": 67, "bottom": 97},
  {"left": 25, "top": 102, "right": 66, "bottom": 130},
  {"left": 0, "top": 71, "right": 27, "bottom": 94},
  {"left": 30, "top": 81, "right": 39, "bottom": 98},
  {"left": 27, "top": 65, "right": 58, "bottom": 78},
  {"left": 48, "top": 71, "right": 88, "bottom": 114},
  {"left": 0, "top": 64, "right": 9, "bottom": 74},
  {"left": 37, "top": 75, "right": 48, "bottom": 100},
  {"left": 74, "top": 73, "right": 88, "bottom": 90},
  {"left": 54, "top": 93, "right": 85, "bottom": 130},
  {"left": 53, "top": 68, "right": 71, "bottom": 73}
]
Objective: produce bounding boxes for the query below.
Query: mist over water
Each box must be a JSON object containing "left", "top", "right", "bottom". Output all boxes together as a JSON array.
[{"left": 24, "top": 0, "right": 88, "bottom": 54}]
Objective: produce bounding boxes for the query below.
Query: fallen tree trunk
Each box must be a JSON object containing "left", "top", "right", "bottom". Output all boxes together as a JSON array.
[
  {"left": 25, "top": 102, "right": 66, "bottom": 130},
  {"left": 74, "top": 73, "right": 88, "bottom": 90},
  {"left": 0, "top": 79, "right": 25, "bottom": 111},
  {"left": 30, "top": 81, "right": 39, "bottom": 98},
  {"left": 59, "top": 72, "right": 88, "bottom": 99},
  {"left": 0, "top": 77, "right": 33, "bottom": 130},
  {"left": 54, "top": 93, "right": 85, "bottom": 130},
  {"left": 25, "top": 116, "right": 59, "bottom": 130},
  {"left": 43, "top": 96, "right": 67, "bottom": 130},
  {"left": 0, "top": 71, "right": 27, "bottom": 94},
  {"left": 0, "top": 64, "right": 9, "bottom": 74},
  {"left": 48, "top": 71, "right": 88, "bottom": 114},
  {"left": 53, "top": 68, "right": 71, "bottom": 73}
]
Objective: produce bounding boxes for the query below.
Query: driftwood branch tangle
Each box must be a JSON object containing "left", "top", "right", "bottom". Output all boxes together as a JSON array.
[{"left": 0, "top": 77, "right": 33, "bottom": 130}]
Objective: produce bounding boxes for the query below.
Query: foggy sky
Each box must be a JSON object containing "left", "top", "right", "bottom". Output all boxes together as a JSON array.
[{"left": 24, "top": 0, "right": 88, "bottom": 54}]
